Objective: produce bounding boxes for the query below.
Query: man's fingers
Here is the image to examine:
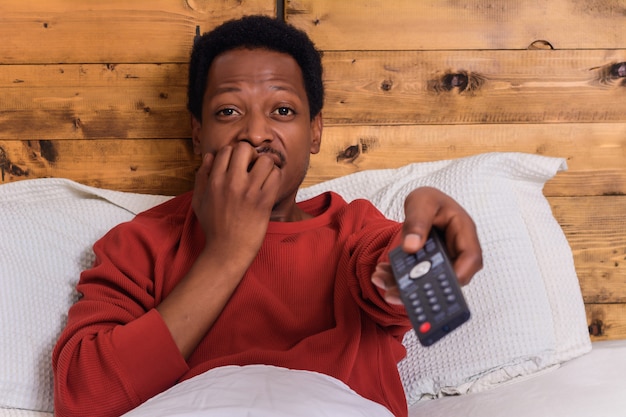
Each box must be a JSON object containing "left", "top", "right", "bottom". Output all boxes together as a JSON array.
[
  {"left": 451, "top": 247, "right": 483, "bottom": 286},
  {"left": 402, "top": 187, "right": 483, "bottom": 287},
  {"left": 371, "top": 263, "right": 404, "bottom": 305},
  {"left": 401, "top": 187, "right": 443, "bottom": 252}
]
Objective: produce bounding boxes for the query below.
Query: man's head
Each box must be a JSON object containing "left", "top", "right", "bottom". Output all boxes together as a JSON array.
[
  {"left": 187, "top": 15, "right": 324, "bottom": 122},
  {"left": 188, "top": 16, "right": 325, "bottom": 220}
]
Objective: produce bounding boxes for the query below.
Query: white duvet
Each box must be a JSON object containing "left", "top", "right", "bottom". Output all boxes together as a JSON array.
[{"left": 121, "top": 365, "right": 394, "bottom": 417}]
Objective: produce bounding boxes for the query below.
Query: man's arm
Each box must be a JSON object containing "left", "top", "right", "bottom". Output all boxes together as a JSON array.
[{"left": 156, "top": 143, "right": 281, "bottom": 359}]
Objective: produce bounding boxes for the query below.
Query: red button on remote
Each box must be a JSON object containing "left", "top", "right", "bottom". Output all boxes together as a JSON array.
[{"left": 419, "top": 322, "right": 431, "bottom": 334}]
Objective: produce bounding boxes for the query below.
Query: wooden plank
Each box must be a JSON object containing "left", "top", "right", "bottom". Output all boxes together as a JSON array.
[
  {"left": 587, "top": 304, "right": 626, "bottom": 341},
  {"left": 0, "top": 139, "right": 198, "bottom": 195},
  {"left": 320, "top": 50, "right": 626, "bottom": 125},
  {"left": 0, "top": 0, "right": 275, "bottom": 64},
  {"left": 305, "top": 124, "right": 626, "bottom": 197},
  {"left": 0, "top": 63, "right": 188, "bottom": 88},
  {"left": 2, "top": 122, "right": 626, "bottom": 197},
  {"left": 0, "top": 63, "right": 190, "bottom": 140},
  {"left": 0, "top": 85, "right": 190, "bottom": 139},
  {"left": 2, "top": 50, "right": 626, "bottom": 138},
  {"left": 286, "top": 0, "right": 626, "bottom": 50},
  {"left": 551, "top": 196, "right": 626, "bottom": 304}
]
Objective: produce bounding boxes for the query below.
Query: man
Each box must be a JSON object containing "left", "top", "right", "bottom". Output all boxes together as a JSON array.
[{"left": 53, "top": 15, "right": 482, "bottom": 417}]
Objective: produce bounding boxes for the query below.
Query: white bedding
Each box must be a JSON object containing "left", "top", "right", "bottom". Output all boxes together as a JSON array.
[
  {"left": 408, "top": 340, "right": 626, "bottom": 417},
  {"left": 2, "top": 340, "right": 623, "bottom": 417}
]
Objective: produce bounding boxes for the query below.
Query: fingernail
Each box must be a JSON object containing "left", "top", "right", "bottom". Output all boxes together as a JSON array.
[
  {"left": 372, "top": 277, "right": 386, "bottom": 290},
  {"left": 404, "top": 233, "right": 421, "bottom": 249}
]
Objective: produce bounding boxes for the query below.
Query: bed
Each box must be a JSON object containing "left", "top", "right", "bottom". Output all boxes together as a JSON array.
[{"left": 2, "top": 152, "right": 626, "bottom": 417}]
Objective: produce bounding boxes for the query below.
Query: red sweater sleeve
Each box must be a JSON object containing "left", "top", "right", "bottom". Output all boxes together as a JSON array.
[
  {"left": 52, "top": 212, "right": 189, "bottom": 417},
  {"left": 338, "top": 199, "right": 412, "bottom": 341}
]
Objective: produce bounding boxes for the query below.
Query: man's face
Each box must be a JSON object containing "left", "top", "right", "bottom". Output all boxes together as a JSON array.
[{"left": 191, "top": 48, "right": 323, "bottom": 210}]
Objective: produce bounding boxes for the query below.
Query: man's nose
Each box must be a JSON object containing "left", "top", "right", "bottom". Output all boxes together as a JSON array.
[{"left": 237, "top": 111, "right": 272, "bottom": 146}]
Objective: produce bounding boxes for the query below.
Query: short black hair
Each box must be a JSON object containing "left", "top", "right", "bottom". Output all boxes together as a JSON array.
[{"left": 187, "top": 15, "right": 324, "bottom": 122}]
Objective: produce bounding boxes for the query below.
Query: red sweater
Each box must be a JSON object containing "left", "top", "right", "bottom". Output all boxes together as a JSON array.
[{"left": 53, "top": 191, "right": 411, "bottom": 417}]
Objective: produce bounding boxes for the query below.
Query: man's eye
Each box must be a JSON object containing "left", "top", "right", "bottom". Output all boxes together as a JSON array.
[
  {"left": 217, "top": 108, "right": 237, "bottom": 116},
  {"left": 274, "top": 107, "right": 295, "bottom": 116}
]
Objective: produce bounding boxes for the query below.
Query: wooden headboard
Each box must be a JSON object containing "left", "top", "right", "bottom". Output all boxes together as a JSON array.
[{"left": 1, "top": 1, "right": 624, "bottom": 340}]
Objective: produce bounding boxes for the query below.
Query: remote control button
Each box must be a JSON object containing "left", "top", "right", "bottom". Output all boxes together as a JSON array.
[
  {"left": 409, "top": 261, "right": 431, "bottom": 279},
  {"left": 419, "top": 322, "right": 431, "bottom": 334},
  {"left": 432, "top": 304, "right": 442, "bottom": 313},
  {"left": 447, "top": 295, "right": 457, "bottom": 303},
  {"left": 423, "top": 282, "right": 433, "bottom": 290},
  {"left": 430, "top": 252, "right": 444, "bottom": 267},
  {"left": 428, "top": 296, "right": 438, "bottom": 305},
  {"left": 425, "top": 289, "right": 436, "bottom": 297},
  {"left": 417, "top": 314, "right": 427, "bottom": 322}
]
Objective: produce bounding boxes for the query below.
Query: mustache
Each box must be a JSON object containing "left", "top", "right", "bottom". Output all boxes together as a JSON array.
[{"left": 256, "top": 146, "right": 285, "bottom": 166}]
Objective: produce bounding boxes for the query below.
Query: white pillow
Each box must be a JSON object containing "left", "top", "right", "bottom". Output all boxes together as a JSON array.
[
  {"left": 0, "top": 178, "right": 171, "bottom": 412},
  {"left": 0, "top": 152, "right": 591, "bottom": 412},
  {"left": 121, "top": 365, "right": 394, "bottom": 417},
  {"left": 298, "top": 152, "right": 591, "bottom": 404}
]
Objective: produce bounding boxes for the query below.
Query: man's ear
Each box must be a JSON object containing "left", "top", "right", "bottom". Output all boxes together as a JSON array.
[
  {"left": 190, "top": 115, "right": 203, "bottom": 155},
  {"left": 310, "top": 113, "right": 323, "bottom": 154}
]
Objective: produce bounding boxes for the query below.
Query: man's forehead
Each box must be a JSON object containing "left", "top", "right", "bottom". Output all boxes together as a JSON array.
[{"left": 206, "top": 49, "right": 305, "bottom": 90}]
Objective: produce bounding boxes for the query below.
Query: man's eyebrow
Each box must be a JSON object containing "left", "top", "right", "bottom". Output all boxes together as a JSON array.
[
  {"left": 212, "top": 85, "right": 297, "bottom": 94},
  {"left": 213, "top": 86, "right": 241, "bottom": 94},
  {"left": 269, "top": 84, "right": 299, "bottom": 94}
]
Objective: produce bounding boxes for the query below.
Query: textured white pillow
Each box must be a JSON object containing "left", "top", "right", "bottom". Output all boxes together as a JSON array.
[
  {"left": 0, "top": 152, "right": 591, "bottom": 412},
  {"left": 298, "top": 152, "right": 591, "bottom": 404},
  {"left": 121, "top": 365, "right": 394, "bottom": 417},
  {"left": 0, "top": 179, "right": 170, "bottom": 412}
]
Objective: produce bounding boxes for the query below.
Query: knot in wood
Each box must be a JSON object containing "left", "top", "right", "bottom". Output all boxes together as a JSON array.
[
  {"left": 380, "top": 79, "right": 393, "bottom": 92},
  {"left": 443, "top": 72, "right": 469, "bottom": 91},
  {"left": 611, "top": 62, "right": 626, "bottom": 78},
  {"left": 588, "top": 319, "right": 603, "bottom": 336},
  {"left": 0, "top": 146, "right": 7, "bottom": 167},
  {"left": 336, "top": 145, "right": 360, "bottom": 162}
]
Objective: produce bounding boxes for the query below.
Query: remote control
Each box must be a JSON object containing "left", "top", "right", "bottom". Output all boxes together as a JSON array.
[{"left": 389, "top": 229, "right": 470, "bottom": 346}]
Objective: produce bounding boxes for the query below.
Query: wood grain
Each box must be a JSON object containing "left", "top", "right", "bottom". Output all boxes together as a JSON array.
[
  {"left": 0, "top": 139, "right": 198, "bottom": 195},
  {"left": 2, "top": 49, "right": 625, "bottom": 139},
  {"left": 320, "top": 50, "right": 626, "bottom": 125},
  {"left": 0, "top": 0, "right": 274, "bottom": 64},
  {"left": 551, "top": 197, "right": 626, "bottom": 304},
  {"left": 287, "top": 0, "right": 626, "bottom": 50},
  {"left": 2, "top": 122, "right": 626, "bottom": 196},
  {"left": 305, "top": 124, "right": 626, "bottom": 197}
]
